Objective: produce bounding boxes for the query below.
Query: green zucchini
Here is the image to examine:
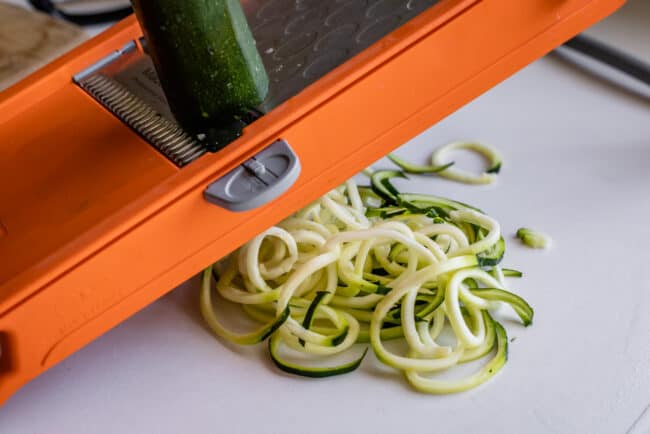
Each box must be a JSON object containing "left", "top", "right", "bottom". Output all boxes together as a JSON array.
[{"left": 132, "top": 0, "right": 269, "bottom": 137}]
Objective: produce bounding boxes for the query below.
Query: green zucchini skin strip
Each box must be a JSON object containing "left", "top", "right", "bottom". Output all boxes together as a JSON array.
[
  {"left": 405, "top": 319, "right": 508, "bottom": 394},
  {"left": 388, "top": 154, "right": 454, "bottom": 174},
  {"left": 501, "top": 268, "right": 523, "bottom": 278},
  {"left": 470, "top": 288, "right": 534, "bottom": 326},
  {"left": 200, "top": 267, "right": 290, "bottom": 345},
  {"left": 396, "top": 193, "right": 483, "bottom": 214},
  {"left": 299, "top": 291, "right": 336, "bottom": 347},
  {"left": 269, "top": 335, "right": 368, "bottom": 378},
  {"left": 301, "top": 291, "right": 329, "bottom": 337},
  {"left": 365, "top": 206, "right": 406, "bottom": 218},
  {"left": 370, "top": 170, "right": 407, "bottom": 202}
]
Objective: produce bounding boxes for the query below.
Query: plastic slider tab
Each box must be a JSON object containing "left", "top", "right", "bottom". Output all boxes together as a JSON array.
[{"left": 204, "top": 139, "right": 301, "bottom": 212}]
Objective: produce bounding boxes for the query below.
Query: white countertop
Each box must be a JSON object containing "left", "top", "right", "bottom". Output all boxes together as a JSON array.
[{"left": 1, "top": 1, "right": 649, "bottom": 433}]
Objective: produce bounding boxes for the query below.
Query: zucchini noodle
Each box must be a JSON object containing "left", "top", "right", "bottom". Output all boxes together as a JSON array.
[
  {"left": 389, "top": 141, "right": 503, "bottom": 185},
  {"left": 430, "top": 141, "right": 502, "bottom": 185}
]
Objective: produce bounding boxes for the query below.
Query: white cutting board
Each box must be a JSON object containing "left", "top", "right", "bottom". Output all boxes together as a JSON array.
[{"left": 0, "top": 3, "right": 649, "bottom": 434}]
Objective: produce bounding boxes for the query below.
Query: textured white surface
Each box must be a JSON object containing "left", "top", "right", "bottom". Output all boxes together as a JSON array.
[{"left": 1, "top": 1, "right": 649, "bottom": 433}]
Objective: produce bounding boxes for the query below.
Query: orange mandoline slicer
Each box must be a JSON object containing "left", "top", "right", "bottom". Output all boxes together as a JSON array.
[{"left": 0, "top": 0, "right": 623, "bottom": 404}]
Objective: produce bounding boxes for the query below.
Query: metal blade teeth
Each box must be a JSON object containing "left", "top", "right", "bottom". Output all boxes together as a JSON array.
[{"left": 80, "top": 74, "right": 205, "bottom": 167}]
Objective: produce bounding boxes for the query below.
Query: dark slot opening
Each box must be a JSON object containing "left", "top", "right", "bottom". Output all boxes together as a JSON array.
[{"left": 0, "top": 331, "right": 14, "bottom": 374}]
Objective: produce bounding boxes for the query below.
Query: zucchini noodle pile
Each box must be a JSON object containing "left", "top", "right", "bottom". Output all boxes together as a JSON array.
[{"left": 201, "top": 156, "right": 533, "bottom": 394}]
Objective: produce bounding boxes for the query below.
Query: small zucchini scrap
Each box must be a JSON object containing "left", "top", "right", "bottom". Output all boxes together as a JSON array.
[{"left": 516, "top": 228, "right": 552, "bottom": 249}]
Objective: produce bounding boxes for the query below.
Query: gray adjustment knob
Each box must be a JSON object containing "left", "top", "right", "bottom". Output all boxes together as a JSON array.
[{"left": 204, "top": 139, "right": 301, "bottom": 212}]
